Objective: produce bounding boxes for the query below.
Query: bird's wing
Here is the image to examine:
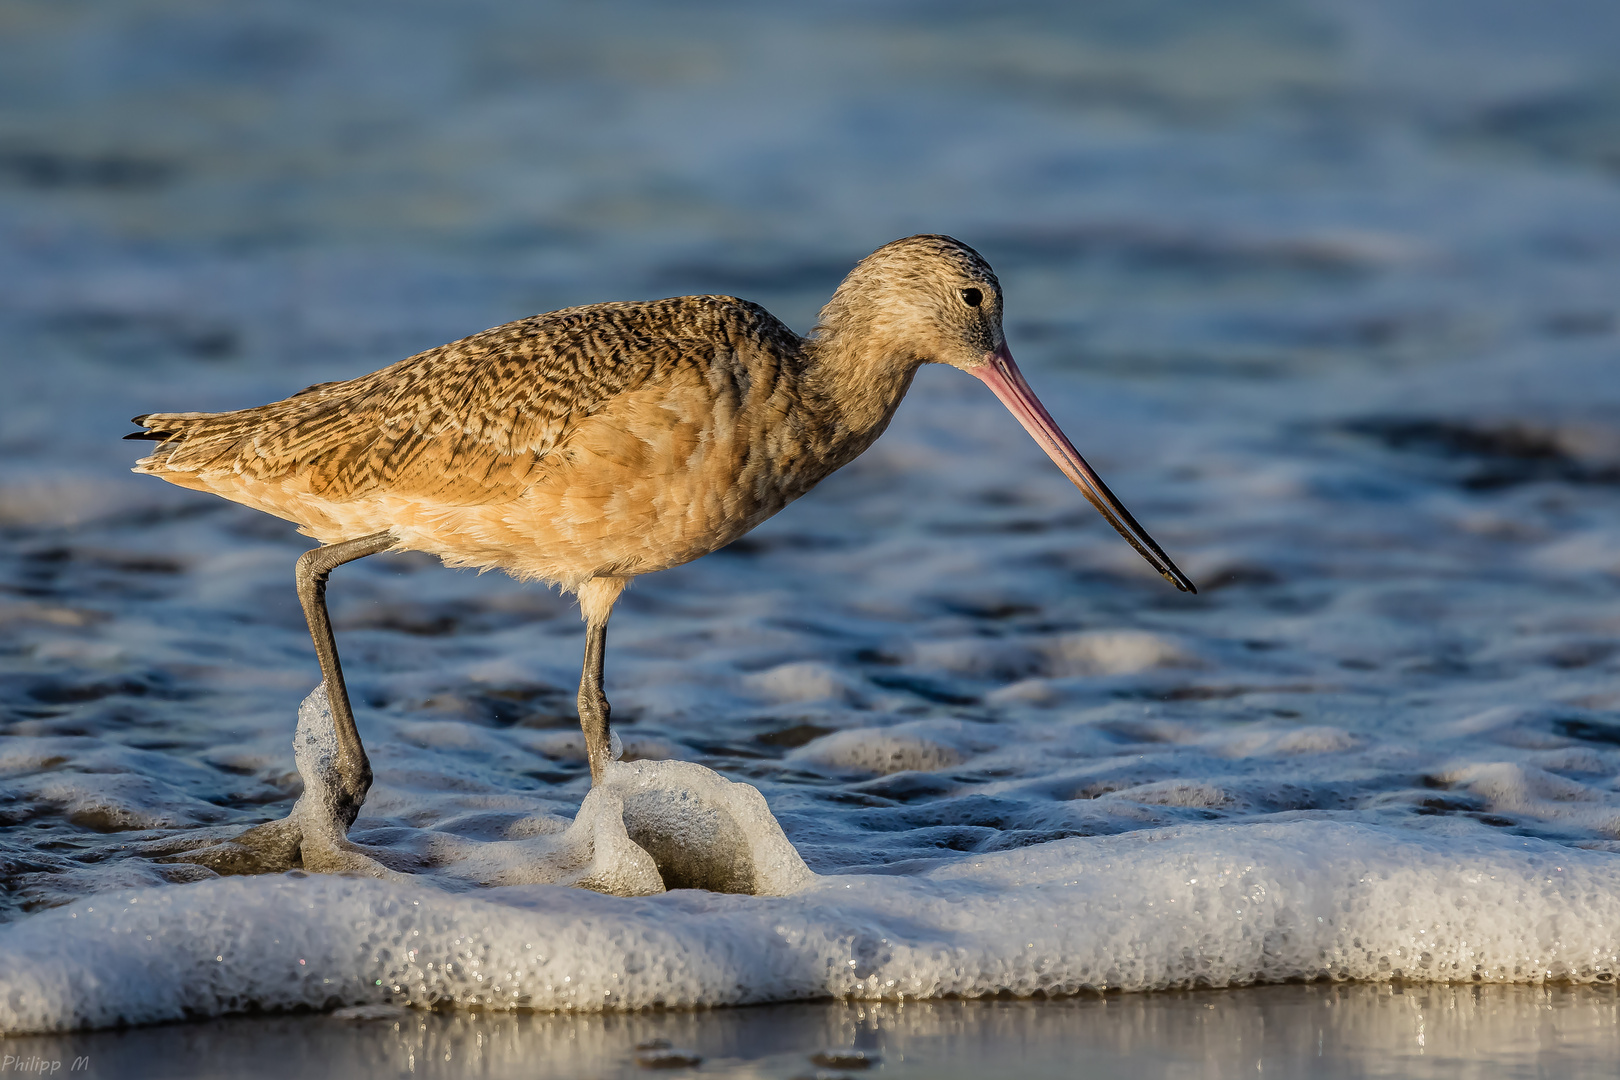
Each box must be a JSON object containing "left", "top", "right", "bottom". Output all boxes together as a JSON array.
[{"left": 130, "top": 297, "right": 785, "bottom": 506}]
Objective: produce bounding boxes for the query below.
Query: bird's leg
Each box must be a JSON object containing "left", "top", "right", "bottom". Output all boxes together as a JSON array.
[
  {"left": 167, "top": 530, "right": 396, "bottom": 873},
  {"left": 579, "top": 621, "right": 611, "bottom": 784},
  {"left": 576, "top": 576, "right": 627, "bottom": 785},
  {"left": 294, "top": 531, "right": 395, "bottom": 827}
]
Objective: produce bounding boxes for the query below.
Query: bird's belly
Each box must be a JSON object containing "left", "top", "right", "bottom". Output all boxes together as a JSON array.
[
  {"left": 520, "top": 454, "right": 786, "bottom": 580},
  {"left": 369, "top": 463, "right": 786, "bottom": 587},
  {"left": 354, "top": 386, "right": 804, "bottom": 589}
]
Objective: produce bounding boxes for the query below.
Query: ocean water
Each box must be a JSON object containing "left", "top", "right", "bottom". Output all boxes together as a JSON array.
[{"left": 3, "top": 0, "right": 1620, "bottom": 1042}]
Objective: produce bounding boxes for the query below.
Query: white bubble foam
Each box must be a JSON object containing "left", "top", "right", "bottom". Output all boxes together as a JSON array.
[
  {"left": 2, "top": 821, "right": 1617, "bottom": 1033},
  {"left": 785, "top": 719, "right": 998, "bottom": 775},
  {"left": 742, "top": 662, "right": 862, "bottom": 704},
  {"left": 279, "top": 687, "right": 811, "bottom": 897}
]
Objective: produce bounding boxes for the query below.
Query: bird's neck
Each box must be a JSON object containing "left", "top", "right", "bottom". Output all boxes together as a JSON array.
[{"left": 799, "top": 322, "right": 923, "bottom": 463}]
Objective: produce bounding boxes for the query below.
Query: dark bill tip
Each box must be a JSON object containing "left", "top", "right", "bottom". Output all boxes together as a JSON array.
[{"left": 971, "top": 344, "right": 1197, "bottom": 594}]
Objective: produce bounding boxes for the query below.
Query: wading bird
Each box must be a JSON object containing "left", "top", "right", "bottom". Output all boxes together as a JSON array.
[{"left": 128, "top": 234, "right": 1193, "bottom": 865}]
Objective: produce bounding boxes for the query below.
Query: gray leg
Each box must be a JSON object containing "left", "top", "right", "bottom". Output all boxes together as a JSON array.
[
  {"left": 160, "top": 530, "right": 394, "bottom": 873},
  {"left": 579, "top": 618, "right": 612, "bottom": 784},
  {"left": 294, "top": 531, "right": 394, "bottom": 827},
  {"left": 575, "top": 576, "right": 627, "bottom": 785}
]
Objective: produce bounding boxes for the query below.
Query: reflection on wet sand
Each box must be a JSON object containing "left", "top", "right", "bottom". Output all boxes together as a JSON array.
[{"left": 8, "top": 985, "right": 1618, "bottom": 1080}]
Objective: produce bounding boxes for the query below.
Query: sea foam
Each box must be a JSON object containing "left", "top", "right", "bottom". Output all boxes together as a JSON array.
[{"left": 1, "top": 817, "right": 1616, "bottom": 1033}]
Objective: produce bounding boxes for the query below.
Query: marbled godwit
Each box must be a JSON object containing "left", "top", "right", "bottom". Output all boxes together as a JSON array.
[{"left": 127, "top": 234, "right": 1194, "bottom": 865}]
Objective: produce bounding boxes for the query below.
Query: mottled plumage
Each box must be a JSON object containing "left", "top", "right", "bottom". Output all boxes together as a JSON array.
[
  {"left": 133, "top": 295, "right": 838, "bottom": 587},
  {"left": 128, "top": 235, "right": 1191, "bottom": 874}
]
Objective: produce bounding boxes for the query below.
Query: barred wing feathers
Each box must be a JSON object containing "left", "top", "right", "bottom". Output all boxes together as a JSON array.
[{"left": 128, "top": 297, "right": 792, "bottom": 511}]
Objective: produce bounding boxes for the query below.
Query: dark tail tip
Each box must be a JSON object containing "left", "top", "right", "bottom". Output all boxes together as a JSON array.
[
  {"left": 131, "top": 414, "right": 151, "bottom": 425},
  {"left": 124, "top": 430, "right": 173, "bottom": 441}
]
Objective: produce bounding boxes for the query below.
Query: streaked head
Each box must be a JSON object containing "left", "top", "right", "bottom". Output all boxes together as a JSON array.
[
  {"left": 818, "top": 234, "right": 1006, "bottom": 371},
  {"left": 825, "top": 233, "right": 1196, "bottom": 593}
]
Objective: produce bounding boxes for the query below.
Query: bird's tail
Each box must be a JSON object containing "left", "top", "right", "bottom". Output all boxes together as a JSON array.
[{"left": 124, "top": 412, "right": 213, "bottom": 476}]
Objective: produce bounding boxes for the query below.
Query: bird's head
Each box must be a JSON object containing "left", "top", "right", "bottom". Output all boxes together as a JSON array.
[
  {"left": 818, "top": 234, "right": 1196, "bottom": 594},
  {"left": 817, "top": 233, "right": 1007, "bottom": 372}
]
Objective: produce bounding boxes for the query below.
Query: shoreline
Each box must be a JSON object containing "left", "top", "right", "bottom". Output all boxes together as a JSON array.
[{"left": 5, "top": 983, "right": 1616, "bottom": 1079}]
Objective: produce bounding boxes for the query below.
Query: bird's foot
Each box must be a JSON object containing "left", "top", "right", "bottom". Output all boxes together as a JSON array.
[
  {"left": 155, "top": 813, "right": 405, "bottom": 879},
  {"left": 153, "top": 684, "right": 399, "bottom": 879},
  {"left": 153, "top": 816, "right": 304, "bottom": 875}
]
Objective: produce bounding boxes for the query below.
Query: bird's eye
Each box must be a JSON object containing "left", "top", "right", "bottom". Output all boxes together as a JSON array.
[{"left": 962, "top": 288, "right": 983, "bottom": 307}]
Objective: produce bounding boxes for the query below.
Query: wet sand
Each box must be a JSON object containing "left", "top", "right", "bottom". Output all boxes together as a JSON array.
[{"left": 7, "top": 985, "right": 1617, "bottom": 1079}]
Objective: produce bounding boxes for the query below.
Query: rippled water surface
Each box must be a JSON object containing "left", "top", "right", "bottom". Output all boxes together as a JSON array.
[{"left": 4, "top": 0, "right": 1620, "bottom": 1052}]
